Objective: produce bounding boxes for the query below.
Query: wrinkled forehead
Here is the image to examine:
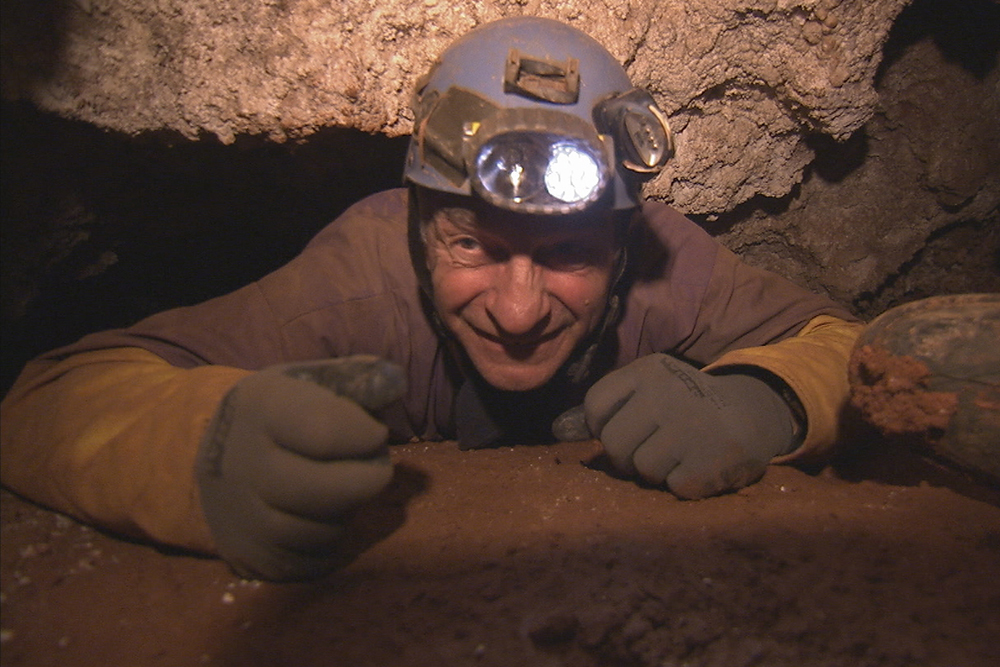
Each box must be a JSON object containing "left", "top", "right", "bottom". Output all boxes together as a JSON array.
[{"left": 416, "top": 187, "right": 621, "bottom": 238}]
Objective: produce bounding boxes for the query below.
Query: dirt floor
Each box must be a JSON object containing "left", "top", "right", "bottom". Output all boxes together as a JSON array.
[{"left": 2, "top": 436, "right": 999, "bottom": 667}]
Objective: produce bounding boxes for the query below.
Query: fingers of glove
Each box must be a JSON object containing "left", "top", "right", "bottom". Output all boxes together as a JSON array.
[
  {"left": 236, "top": 549, "right": 342, "bottom": 582},
  {"left": 279, "top": 355, "right": 406, "bottom": 412},
  {"left": 226, "top": 504, "right": 350, "bottom": 581},
  {"left": 583, "top": 354, "right": 699, "bottom": 436},
  {"left": 665, "top": 444, "right": 769, "bottom": 500},
  {"left": 255, "top": 447, "right": 394, "bottom": 520},
  {"left": 630, "top": 409, "right": 725, "bottom": 486},
  {"left": 592, "top": 395, "right": 662, "bottom": 476},
  {"left": 252, "top": 376, "right": 391, "bottom": 460},
  {"left": 254, "top": 500, "right": 349, "bottom": 553},
  {"left": 583, "top": 360, "right": 649, "bottom": 437},
  {"left": 630, "top": 434, "right": 683, "bottom": 485}
]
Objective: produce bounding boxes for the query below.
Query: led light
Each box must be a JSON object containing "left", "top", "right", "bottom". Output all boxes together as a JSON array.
[
  {"left": 473, "top": 132, "right": 608, "bottom": 213},
  {"left": 544, "top": 142, "right": 602, "bottom": 203},
  {"left": 593, "top": 88, "right": 674, "bottom": 175},
  {"left": 476, "top": 137, "right": 547, "bottom": 202},
  {"left": 623, "top": 106, "right": 671, "bottom": 170}
]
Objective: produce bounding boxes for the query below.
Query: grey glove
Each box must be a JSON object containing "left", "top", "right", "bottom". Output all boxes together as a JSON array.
[
  {"left": 196, "top": 355, "right": 406, "bottom": 581},
  {"left": 584, "top": 353, "right": 799, "bottom": 499}
]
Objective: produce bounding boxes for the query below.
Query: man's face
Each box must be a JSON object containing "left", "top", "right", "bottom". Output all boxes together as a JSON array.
[{"left": 420, "top": 191, "right": 619, "bottom": 391}]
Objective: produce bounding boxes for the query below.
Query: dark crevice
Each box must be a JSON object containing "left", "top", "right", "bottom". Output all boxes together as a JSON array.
[
  {"left": 0, "top": 101, "right": 409, "bottom": 393},
  {"left": 852, "top": 217, "right": 1000, "bottom": 318},
  {"left": 877, "top": 0, "right": 1000, "bottom": 84}
]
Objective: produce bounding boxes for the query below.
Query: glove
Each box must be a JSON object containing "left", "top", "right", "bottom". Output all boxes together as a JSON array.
[
  {"left": 584, "top": 353, "right": 798, "bottom": 499},
  {"left": 196, "top": 355, "right": 406, "bottom": 581}
]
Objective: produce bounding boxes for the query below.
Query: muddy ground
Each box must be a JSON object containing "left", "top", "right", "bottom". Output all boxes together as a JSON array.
[{"left": 1, "top": 435, "right": 998, "bottom": 667}]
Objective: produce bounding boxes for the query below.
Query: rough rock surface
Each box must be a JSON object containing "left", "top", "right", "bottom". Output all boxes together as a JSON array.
[
  {"left": 850, "top": 345, "right": 958, "bottom": 436},
  {"left": 3, "top": 0, "right": 920, "bottom": 213},
  {"left": 714, "top": 3, "right": 1000, "bottom": 308},
  {"left": 4, "top": 0, "right": 908, "bottom": 215}
]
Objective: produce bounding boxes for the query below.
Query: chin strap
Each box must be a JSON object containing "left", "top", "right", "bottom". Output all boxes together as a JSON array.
[
  {"left": 566, "top": 291, "right": 621, "bottom": 384},
  {"left": 566, "top": 220, "right": 631, "bottom": 384}
]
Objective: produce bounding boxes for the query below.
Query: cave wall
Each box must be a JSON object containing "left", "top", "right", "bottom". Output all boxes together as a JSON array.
[
  {"left": 3, "top": 0, "right": 912, "bottom": 212},
  {"left": 714, "top": 1, "right": 1000, "bottom": 309},
  {"left": 1, "top": 0, "right": 998, "bottom": 390}
]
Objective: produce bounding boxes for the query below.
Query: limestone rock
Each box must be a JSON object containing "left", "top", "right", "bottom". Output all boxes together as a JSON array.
[{"left": 3, "top": 0, "right": 909, "bottom": 213}]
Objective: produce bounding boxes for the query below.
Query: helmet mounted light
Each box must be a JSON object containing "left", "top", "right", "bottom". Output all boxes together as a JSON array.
[
  {"left": 593, "top": 88, "right": 675, "bottom": 174},
  {"left": 404, "top": 17, "right": 675, "bottom": 213},
  {"left": 468, "top": 107, "right": 613, "bottom": 214}
]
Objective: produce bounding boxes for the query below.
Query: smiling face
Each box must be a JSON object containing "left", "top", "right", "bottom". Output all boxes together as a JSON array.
[{"left": 418, "top": 190, "right": 620, "bottom": 391}]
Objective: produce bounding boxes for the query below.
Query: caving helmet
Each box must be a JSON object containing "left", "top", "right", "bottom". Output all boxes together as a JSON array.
[{"left": 404, "top": 16, "right": 673, "bottom": 215}]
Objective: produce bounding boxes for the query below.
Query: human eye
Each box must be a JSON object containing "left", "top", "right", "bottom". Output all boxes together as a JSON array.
[
  {"left": 453, "top": 236, "right": 481, "bottom": 251},
  {"left": 538, "top": 240, "right": 597, "bottom": 271},
  {"left": 446, "top": 234, "right": 492, "bottom": 265}
]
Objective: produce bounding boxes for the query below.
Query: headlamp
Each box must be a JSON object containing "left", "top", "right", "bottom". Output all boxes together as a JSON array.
[
  {"left": 473, "top": 132, "right": 609, "bottom": 214},
  {"left": 412, "top": 82, "right": 672, "bottom": 214},
  {"left": 593, "top": 88, "right": 674, "bottom": 174}
]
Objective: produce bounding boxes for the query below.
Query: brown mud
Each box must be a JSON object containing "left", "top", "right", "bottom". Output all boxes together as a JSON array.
[
  {"left": 849, "top": 344, "right": 958, "bottom": 436},
  {"left": 2, "top": 438, "right": 999, "bottom": 667},
  {"left": 849, "top": 294, "right": 1000, "bottom": 484}
]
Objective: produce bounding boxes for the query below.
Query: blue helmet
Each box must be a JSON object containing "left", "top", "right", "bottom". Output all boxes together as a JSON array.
[{"left": 404, "top": 17, "right": 673, "bottom": 214}]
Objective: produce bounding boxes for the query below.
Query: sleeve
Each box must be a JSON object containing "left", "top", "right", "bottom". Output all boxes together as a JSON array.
[
  {"left": 0, "top": 347, "right": 250, "bottom": 553},
  {"left": 704, "top": 315, "right": 865, "bottom": 464},
  {"left": 0, "top": 189, "right": 426, "bottom": 553}
]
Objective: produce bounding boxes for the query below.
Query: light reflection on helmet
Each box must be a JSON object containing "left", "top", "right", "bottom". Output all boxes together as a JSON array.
[{"left": 404, "top": 17, "right": 673, "bottom": 214}]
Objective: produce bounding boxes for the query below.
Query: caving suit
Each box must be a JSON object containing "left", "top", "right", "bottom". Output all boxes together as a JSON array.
[{"left": 0, "top": 189, "right": 863, "bottom": 554}]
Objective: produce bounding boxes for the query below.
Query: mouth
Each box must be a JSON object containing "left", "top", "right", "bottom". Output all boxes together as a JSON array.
[{"left": 467, "top": 322, "right": 566, "bottom": 358}]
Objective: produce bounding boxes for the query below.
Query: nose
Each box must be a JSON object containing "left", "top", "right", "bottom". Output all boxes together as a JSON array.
[{"left": 485, "top": 255, "right": 551, "bottom": 337}]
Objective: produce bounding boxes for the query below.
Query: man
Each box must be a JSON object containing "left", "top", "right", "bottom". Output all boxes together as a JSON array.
[{"left": 0, "top": 17, "right": 862, "bottom": 580}]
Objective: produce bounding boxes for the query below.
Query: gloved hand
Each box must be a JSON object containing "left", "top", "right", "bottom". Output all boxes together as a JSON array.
[
  {"left": 584, "top": 353, "right": 799, "bottom": 499},
  {"left": 196, "top": 355, "right": 406, "bottom": 581}
]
